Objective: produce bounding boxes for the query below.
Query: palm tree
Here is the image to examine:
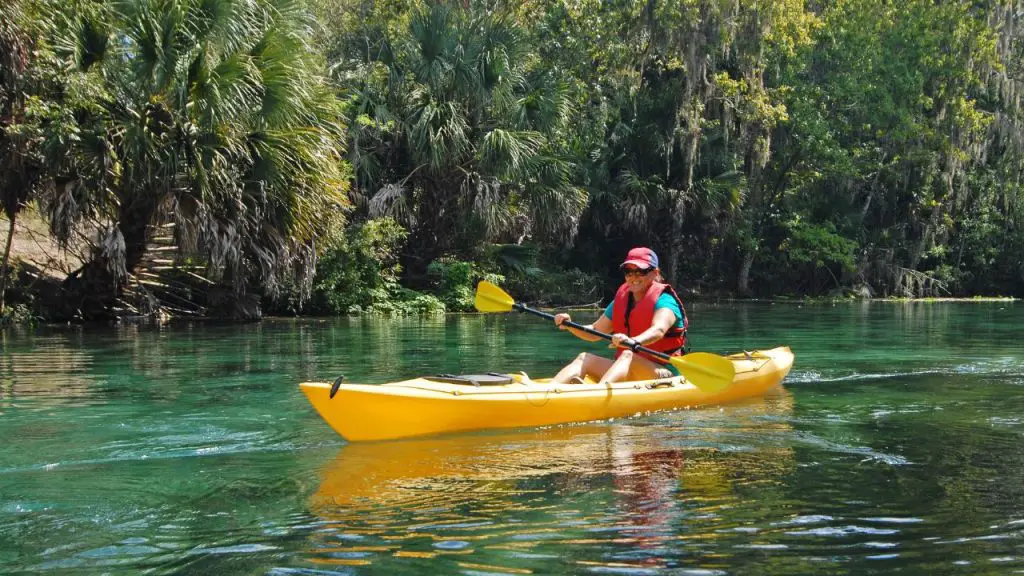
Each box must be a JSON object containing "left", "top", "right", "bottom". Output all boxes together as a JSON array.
[
  {"left": 336, "top": 2, "right": 585, "bottom": 273},
  {"left": 0, "top": 0, "right": 39, "bottom": 313},
  {"left": 39, "top": 0, "right": 347, "bottom": 319}
]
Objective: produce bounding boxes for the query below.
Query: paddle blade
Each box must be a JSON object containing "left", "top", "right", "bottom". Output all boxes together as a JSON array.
[
  {"left": 670, "top": 352, "right": 736, "bottom": 394},
  {"left": 474, "top": 280, "right": 515, "bottom": 313}
]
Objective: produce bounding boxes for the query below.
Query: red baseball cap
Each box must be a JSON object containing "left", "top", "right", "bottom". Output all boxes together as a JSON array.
[{"left": 620, "top": 247, "right": 659, "bottom": 270}]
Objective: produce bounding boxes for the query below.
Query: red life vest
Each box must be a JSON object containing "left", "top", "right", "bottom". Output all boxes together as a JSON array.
[{"left": 610, "top": 282, "right": 688, "bottom": 364}]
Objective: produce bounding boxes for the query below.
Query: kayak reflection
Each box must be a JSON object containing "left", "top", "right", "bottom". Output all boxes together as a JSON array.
[{"left": 304, "top": 390, "right": 795, "bottom": 571}]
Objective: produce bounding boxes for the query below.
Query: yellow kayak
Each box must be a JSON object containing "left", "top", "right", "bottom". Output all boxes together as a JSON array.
[{"left": 300, "top": 346, "right": 794, "bottom": 442}]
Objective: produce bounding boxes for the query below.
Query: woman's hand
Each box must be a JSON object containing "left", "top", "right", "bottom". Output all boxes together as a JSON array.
[
  {"left": 610, "top": 333, "right": 639, "bottom": 350},
  {"left": 554, "top": 313, "right": 572, "bottom": 330}
]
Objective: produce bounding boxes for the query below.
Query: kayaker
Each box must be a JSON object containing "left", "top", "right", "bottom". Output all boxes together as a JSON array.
[{"left": 551, "top": 247, "right": 687, "bottom": 384}]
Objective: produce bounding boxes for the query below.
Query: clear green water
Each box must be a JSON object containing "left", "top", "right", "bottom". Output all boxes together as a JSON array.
[{"left": 1, "top": 302, "right": 1022, "bottom": 575}]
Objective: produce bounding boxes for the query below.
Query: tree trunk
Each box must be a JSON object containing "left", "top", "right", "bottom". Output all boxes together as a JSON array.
[
  {"left": 405, "top": 191, "right": 444, "bottom": 278},
  {"left": 664, "top": 193, "right": 686, "bottom": 288},
  {"left": 0, "top": 212, "right": 16, "bottom": 313},
  {"left": 909, "top": 204, "right": 943, "bottom": 271},
  {"left": 664, "top": 241, "right": 680, "bottom": 288},
  {"left": 405, "top": 177, "right": 459, "bottom": 278},
  {"left": 737, "top": 250, "right": 754, "bottom": 296},
  {"left": 61, "top": 196, "right": 156, "bottom": 320}
]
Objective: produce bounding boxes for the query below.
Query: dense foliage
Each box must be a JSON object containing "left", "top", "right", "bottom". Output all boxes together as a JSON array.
[
  {"left": 2, "top": 0, "right": 1022, "bottom": 321},
  {"left": 3, "top": 0, "right": 348, "bottom": 319}
]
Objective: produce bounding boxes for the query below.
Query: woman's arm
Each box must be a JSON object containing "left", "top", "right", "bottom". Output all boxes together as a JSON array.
[{"left": 554, "top": 312, "right": 612, "bottom": 342}]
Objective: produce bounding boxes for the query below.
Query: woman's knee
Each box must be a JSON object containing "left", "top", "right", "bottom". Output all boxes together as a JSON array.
[
  {"left": 617, "top": 350, "right": 634, "bottom": 361},
  {"left": 580, "top": 353, "right": 610, "bottom": 371}
]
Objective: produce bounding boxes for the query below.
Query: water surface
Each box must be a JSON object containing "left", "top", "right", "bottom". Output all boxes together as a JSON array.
[{"left": 1, "top": 302, "right": 1022, "bottom": 574}]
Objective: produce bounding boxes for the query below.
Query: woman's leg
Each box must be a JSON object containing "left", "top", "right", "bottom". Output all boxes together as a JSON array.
[
  {"left": 598, "top": 351, "right": 675, "bottom": 384},
  {"left": 625, "top": 353, "right": 675, "bottom": 381},
  {"left": 598, "top": 350, "right": 635, "bottom": 384},
  {"left": 551, "top": 353, "right": 614, "bottom": 384}
]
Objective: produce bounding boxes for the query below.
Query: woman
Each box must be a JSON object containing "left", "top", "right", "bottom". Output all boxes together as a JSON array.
[{"left": 551, "top": 247, "right": 687, "bottom": 384}]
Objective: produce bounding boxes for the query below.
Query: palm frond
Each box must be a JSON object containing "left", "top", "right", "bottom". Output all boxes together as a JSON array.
[
  {"left": 479, "top": 128, "right": 544, "bottom": 178},
  {"left": 368, "top": 182, "right": 415, "bottom": 226},
  {"left": 409, "top": 97, "right": 470, "bottom": 172},
  {"left": 524, "top": 182, "right": 587, "bottom": 243},
  {"left": 461, "top": 171, "right": 510, "bottom": 238}
]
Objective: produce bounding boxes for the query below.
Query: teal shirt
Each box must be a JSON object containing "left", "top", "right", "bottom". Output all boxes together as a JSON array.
[{"left": 603, "top": 293, "right": 685, "bottom": 329}]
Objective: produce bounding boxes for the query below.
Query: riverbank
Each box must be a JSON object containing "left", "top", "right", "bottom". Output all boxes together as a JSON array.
[{"left": 1, "top": 210, "right": 1019, "bottom": 327}]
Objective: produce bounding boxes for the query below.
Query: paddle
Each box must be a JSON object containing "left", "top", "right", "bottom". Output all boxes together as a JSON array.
[{"left": 474, "top": 280, "right": 735, "bottom": 393}]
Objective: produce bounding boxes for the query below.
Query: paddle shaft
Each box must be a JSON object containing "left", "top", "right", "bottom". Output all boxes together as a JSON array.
[{"left": 512, "top": 303, "right": 673, "bottom": 362}]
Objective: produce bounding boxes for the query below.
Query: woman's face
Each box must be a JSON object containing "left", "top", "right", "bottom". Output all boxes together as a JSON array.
[{"left": 622, "top": 265, "right": 657, "bottom": 295}]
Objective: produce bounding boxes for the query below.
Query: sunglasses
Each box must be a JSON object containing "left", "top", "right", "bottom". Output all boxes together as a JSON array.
[{"left": 623, "top": 267, "right": 652, "bottom": 277}]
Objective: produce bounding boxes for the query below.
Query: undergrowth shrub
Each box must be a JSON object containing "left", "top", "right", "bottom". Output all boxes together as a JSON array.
[
  {"left": 486, "top": 244, "right": 604, "bottom": 307},
  {"left": 427, "top": 258, "right": 503, "bottom": 311},
  {"left": 267, "top": 217, "right": 444, "bottom": 315}
]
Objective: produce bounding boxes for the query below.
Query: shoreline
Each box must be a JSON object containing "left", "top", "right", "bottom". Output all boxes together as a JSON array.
[
  {"left": 548, "top": 296, "right": 1018, "bottom": 312},
  {"left": 717, "top": 296, "right": 1018, "bottom": 304},
  {"left": 3, "top": 296, "right": 1017, "bottom": 329}
]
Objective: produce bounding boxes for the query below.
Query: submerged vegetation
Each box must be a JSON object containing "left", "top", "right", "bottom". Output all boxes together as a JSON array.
[{"left": 1, "top": 0, "right": 1022, "bottom": 322}]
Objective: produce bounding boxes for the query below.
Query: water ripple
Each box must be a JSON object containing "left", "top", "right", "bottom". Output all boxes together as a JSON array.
[
  {"left": 792, "top": 432, "right": 910, "bottom": 465},
  {"left": 784, "top": 525, "right": 900, "bottom": 537}
]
